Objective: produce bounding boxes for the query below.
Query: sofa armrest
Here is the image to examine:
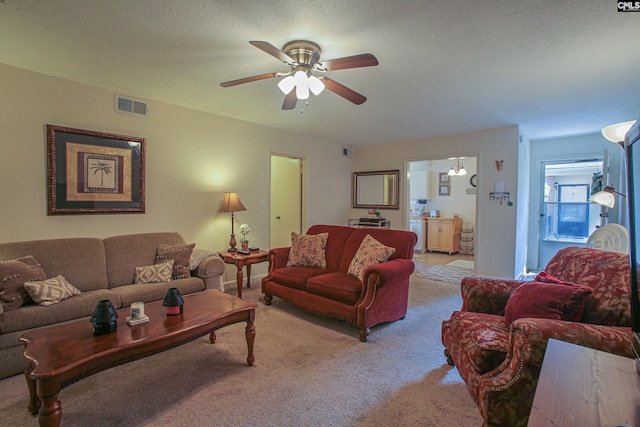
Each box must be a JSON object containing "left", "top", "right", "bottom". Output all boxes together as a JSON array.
[
  {"left": 476, "top": 318, "right": 632, "bottom": 426},
  {"left": 460, "top": 276, "right": 522, "bottom": 314},
  {"left": 193, "top": 254, "right": 225, "bottom": 290},
  {"left": 266, "top": 247, "right": 291, "bottom": 273},
  {"left": 364, "top": 258, "right": 415, "bottom": 289}
]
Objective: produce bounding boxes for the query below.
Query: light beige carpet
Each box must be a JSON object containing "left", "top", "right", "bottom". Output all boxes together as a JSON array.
[
  {"left": 446, "top": 259, "right": 475, "bottom": 269},
  {"left": 0, "top": 276, "right": 483, "bottom": 426},
  {"left": 416, "top": 265, "right": 474, "bottom": 285}
]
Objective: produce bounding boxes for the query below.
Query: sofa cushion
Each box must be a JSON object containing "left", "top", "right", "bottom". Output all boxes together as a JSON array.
[
  {"left": 271, "top": 266, "right": 330, "bottom": 291},
  {"left": 306, "top": 225, "right": 356, "bottom": 271},
  {"left": 0, "top": 289, "right": 120, "bottom": 334},
  {"left": 0, "top": 255, "right": 46, "bottom": 311},
  {"left": 24, "top": 275, "right": 81, "bottom": 307},
  {"left": 103, "top": 232, "right": 186, "bottom": 288},
  {"left": 134, "top": 260, "right": 174, "bottom": 284},
  {"left": 504, "top": 276, "right": 593, "bottom": 325},
  {"left": 111, "top": 277, "right": 205, "bottom": 308},
  {"left": 448, "top": 310, "right": 510, "bottom": 374},
  {"left": 306, "top": 272, "right": 363, "bottom": 305},
  {"left": 347, "top": 234, "right": 396, "bottom": 281},
  {"left": 286, "top": 232, "right": 329, "bottom": 268},
  {"left": 155, "top": 243, "right": 195, "bottom": 280}
]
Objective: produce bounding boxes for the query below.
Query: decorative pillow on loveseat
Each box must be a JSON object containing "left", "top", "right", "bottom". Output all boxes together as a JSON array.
[
  {"left": 504, "top": 272, "right": 593, "bottom": 324},
  {"left": 24, "top": 275, "right": 81, "bottom": 307},
  {"left": 0, "top": 255, "right": 46, "bottom": 311},
  {"left": 135, "top": 260, "right": 174, "bottom": 284},
  {"left": 348, "top": 234, "right": 396, "bottom": 281},
  {"left": 286, "top": 232, "right": 329, "bottom": 268},
  {"left": 155, "top": 243, "right": 195, "bottom": 279}
]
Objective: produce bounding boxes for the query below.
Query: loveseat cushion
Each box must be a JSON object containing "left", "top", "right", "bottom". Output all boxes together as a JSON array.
[
  {"left": 447, "top": 310, "right": 510, "bottom": 374},
  {"left": 270, "top": 266, "right": 330, "bottom": 291},
  {"left": 286, "top": 232, "right": 329, "bottom": 268},
  {"left": 306, "top": 272, "right": 363, "bottom": 305},
  {"left": 347, "top": 234, "right": 396, "bottom": 281},
  {"left": 0, "top": 289, "right": 120, "bottom": 334}
]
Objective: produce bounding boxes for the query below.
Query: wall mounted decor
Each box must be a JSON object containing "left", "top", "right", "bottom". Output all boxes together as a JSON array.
[
  {"left": 46, "top": 125, "right": 145, "bottom": 215},
  {"left": 353, "top": 170, "right": 400, "bottom": 209}
]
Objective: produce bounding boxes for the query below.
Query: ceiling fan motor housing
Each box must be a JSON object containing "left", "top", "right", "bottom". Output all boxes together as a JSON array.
[{"left": 283, "top": 40, "right": 321, "bottom": 69}]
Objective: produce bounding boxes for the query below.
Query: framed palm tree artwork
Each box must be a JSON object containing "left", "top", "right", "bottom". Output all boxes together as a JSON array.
[{"left": 46, "top": 125, "right": 145, "bottom": 215}]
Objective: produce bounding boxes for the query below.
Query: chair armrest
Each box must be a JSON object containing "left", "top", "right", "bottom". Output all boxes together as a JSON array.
[
  {"left": 460, "top": 276, "right": 522, "bottom": 314},
  {"left": 476, "top": 318, "right": 632, "bottom": 426},
  {"left": 509, "top": 318, "right": 633, "bottom": 367}
]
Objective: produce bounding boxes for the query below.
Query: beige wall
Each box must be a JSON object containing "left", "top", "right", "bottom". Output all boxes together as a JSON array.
[
  {"left": 352, "top": 126, "right": 520, "bottom": 278},
  {"left": 0, "top": 64, "right": 352, "bottom": 282},
  {"left": 1, "top": 63, "right": 522, "bottom": 280}
]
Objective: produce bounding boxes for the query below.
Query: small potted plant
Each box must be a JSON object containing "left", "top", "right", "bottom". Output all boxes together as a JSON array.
[{"left": 239, "top": 223, "right": 251, "bottom": 250}]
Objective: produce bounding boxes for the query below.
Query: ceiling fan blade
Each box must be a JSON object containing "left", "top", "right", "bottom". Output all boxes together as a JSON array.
[
  {"left": 319, "top": 77, "right": 367, "bottom": 105},
  {"left": 316, "top": 53, "right": 379, "bottom": 72},
  {"left": 249, "top": 41, "right": 295, "bottom": 65},
  {"left": 282, "top": 91, "right": 297, "bottom": 110},
  {"left": 220, "top": 72, "right": 279, "bottom": 87}
]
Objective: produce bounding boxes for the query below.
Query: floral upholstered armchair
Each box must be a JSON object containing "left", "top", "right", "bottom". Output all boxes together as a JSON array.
[{"left": 441, "top": 246, "right": 633, "bottom": 427}]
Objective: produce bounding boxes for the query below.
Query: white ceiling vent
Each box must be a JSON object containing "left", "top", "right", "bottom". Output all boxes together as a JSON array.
[{"left": 115, "top": 95, "right": 148, "bottom": 117}]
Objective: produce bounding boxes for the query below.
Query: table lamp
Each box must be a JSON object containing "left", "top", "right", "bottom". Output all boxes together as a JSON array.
[{"left": 219, "top": 191, "right": 247, "bottom": 252}]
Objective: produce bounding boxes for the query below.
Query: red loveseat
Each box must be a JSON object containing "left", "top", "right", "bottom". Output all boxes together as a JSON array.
[
  {"left": 261, "top": 224, "right": 417, "bottom": 341},
  {"left": 442, "top": 246, "right": 633, "bottom": 427}
]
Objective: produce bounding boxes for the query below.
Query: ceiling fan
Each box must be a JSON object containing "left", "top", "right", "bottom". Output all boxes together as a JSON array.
[{"left": 220, "top": 40, "right": 379, "bottom": 110}]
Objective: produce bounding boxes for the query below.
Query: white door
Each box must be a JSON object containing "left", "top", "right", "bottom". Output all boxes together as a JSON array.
[{"left": 270, "top": 155, "right": 302, "bottom": 249}]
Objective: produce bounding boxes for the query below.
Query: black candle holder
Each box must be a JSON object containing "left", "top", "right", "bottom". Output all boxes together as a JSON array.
[
  {"left": 90, "top": 300, "right": 118, "bottom": 335},
  {"left": 163, "top": 288, "right": 184, "bottom": 315}
]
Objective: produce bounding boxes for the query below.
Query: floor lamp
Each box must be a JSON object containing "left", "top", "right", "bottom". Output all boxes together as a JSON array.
[{"left": 219, "top": 192, "right": 247, "bottom": 252}]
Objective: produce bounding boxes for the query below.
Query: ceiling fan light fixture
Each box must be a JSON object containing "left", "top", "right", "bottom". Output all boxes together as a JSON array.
[
  {"left": 277, "top": 75, "right": 295, "bottom": 94},
  {"left": 308, "top": 75, "right": 325, "bottom": 95}
]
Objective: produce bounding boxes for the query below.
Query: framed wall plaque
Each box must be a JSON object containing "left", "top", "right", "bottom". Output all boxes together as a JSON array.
[{"left": 46, "top": 125, "right": 146, "bottom": 215}]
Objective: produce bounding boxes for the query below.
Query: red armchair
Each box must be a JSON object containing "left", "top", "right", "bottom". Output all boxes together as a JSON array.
[{"left": 442, "top": 246, "right": 633, "bottom": 426}]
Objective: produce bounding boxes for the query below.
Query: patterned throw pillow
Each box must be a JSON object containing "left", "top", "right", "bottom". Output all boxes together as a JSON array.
[
  {"left": 24, "top": 275, "right": 81, "bottom": 307},
  {"left": 348, "top": 234, "right": 396, "bottom": 281},
  {"left": 286, "top": 232, "right": 329, "bottom": 268},
  {"left": 135, "top": 260, "right": 174, "bottom": 284},
  {"left": 0, "top": 255, "right": 46, "bottom": 311},
  {"left": 155, "top": 243, "right": 195, "bottom": 279}
]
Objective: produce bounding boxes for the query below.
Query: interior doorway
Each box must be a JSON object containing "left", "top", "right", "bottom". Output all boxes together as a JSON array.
[
  {"left": 406, "top": 158, "right": 477, "bottom": 263},
  {"left": 270, "top": 154, "right": 303, "bottom": 248}
]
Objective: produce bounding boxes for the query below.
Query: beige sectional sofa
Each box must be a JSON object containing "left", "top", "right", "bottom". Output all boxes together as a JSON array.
[{"left": 0, "top": 232, "right": 225, "bottom": 379}]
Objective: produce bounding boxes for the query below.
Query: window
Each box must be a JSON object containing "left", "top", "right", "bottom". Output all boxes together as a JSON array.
[{"left": 542, "top": 161, "right": 602, "bottom": 243}]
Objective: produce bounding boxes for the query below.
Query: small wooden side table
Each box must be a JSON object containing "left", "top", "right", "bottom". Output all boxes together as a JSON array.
[{"left": 217, "top": 250, "right": 269, "bottom": 299}]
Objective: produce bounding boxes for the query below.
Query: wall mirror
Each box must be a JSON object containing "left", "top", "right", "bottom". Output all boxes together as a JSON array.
[{"left": 353, "top": 170, "right": 400, "bottom": 209}]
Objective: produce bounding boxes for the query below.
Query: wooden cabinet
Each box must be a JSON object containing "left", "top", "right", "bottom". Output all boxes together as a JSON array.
[{"left": 427, "top": 218, "right": 462, "bottom": 254}]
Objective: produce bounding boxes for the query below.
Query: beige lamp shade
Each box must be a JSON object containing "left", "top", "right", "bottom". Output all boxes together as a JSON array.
[{"left": 219, "top": 192, "right": 247, "bottom": 213}]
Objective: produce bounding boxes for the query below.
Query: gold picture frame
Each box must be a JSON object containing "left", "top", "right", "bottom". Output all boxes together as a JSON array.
[{"left": 46, "top": 125, "right": 146, "bottom": 215}]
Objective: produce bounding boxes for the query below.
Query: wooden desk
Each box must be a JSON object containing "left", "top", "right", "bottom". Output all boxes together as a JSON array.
[
  {"left": 217, "top": 250, "right": 269, "bottom": 299},
  {"left": 528, "top": 338, "right": 640, "bottom": 427}
]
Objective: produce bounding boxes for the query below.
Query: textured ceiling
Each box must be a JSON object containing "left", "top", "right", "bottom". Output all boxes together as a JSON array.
[{"left": 1, "top": 0, "right": 639, "bottom": 146}]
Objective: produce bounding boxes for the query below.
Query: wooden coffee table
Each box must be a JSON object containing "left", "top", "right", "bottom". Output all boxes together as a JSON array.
[{"left": 20, "top": 289, "right": 256, "bottom": 427}]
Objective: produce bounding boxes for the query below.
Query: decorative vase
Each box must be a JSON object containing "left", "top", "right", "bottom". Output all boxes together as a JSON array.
[
  {"left": 241, "top": 241, "right": 249, "bottom": 250},
  {"left": 90, "top": 300, "right": 118, "bottom": 335}
]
